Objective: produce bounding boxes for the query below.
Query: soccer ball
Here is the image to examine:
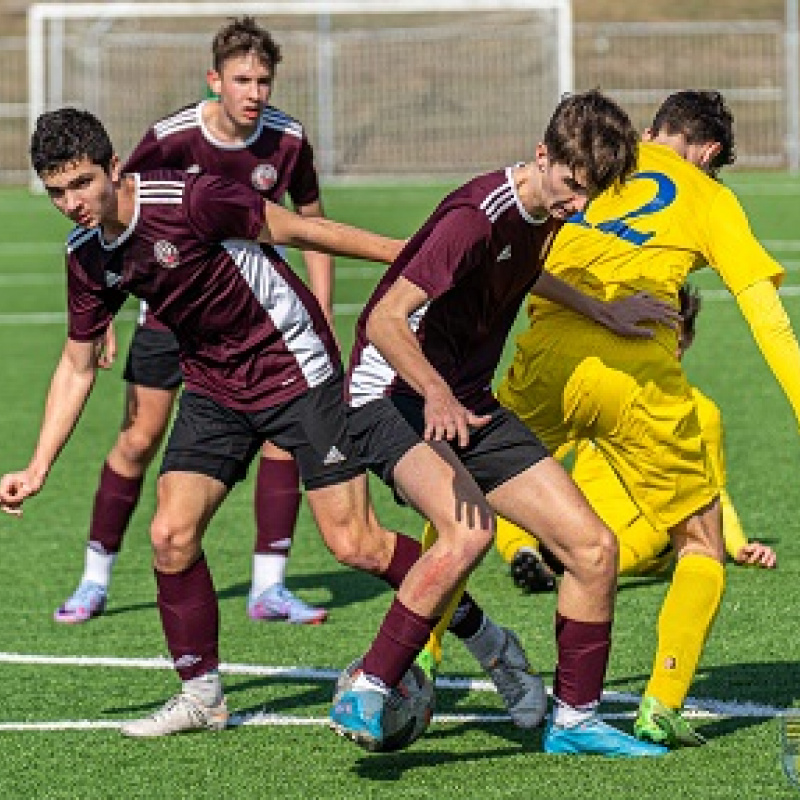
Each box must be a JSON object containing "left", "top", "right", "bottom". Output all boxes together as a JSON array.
[
  {"left": 334, "top": 658, "right": 435, "bottom": 752},
  {"left": 382, "top": 662, "right": 435, "bottom": 752}
]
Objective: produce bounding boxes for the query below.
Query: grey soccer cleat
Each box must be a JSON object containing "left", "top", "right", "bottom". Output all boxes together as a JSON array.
[{"left": 480, "top": 628, "right": 547, "bottom": 729}]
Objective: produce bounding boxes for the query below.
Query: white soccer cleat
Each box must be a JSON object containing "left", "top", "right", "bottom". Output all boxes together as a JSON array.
[{"left": 119, "top": 692, "right": 228, "bottom": 738}]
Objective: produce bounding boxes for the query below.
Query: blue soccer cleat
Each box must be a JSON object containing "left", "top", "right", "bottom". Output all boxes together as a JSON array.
[
  {"left": 544, "top": 715, "right": 668, "bottom": 757},
  {"left": 329, "top": 685, "right": 388, "bottom": 751}
]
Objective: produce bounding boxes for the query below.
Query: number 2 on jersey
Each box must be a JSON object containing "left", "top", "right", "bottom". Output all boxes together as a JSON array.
[{"left": 568, "top": 171, "right": 676, "bottom": 246}]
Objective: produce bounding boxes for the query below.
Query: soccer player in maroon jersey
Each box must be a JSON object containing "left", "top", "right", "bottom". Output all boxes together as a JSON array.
[
  {"left": 54, "top": 17, "right": 333, "bottom": 627},
  {"left": 330, "top": 90, "right": 667, "bottom": 756},
  {"left": 4, "top": 107, "right": 547, "bottom": 739}
]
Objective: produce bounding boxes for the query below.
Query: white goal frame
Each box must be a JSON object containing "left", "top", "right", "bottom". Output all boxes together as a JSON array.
[{"left": 27, "top": 0, "right": 573, "bottom": 187}]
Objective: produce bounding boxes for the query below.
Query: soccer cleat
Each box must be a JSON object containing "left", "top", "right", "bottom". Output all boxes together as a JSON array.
[
  {"left": 53, "top": 580, "right": 107, "bottom": 624},
  {"left": 544, "top": 715, "right": 668, "bottom": 756},
  {"left": 247, "top": 584, "right": 328, "bottom": 625},
  {"left": 415, "top": 648, "right": 439, "bottom": 682},
  {"left": 634, "top": 695, "right": 706, "bottom": 747},
  {"left": 119, "top": 692, "right": 228, "bottom": 738},
  {"left": 481, "top": 628, "right": 547, "bottom": 729},
  {"left": 510, "top": 548, "right": 557, "bottom": 593},
  {"left": 329, "top": 680, "right": 389, "bottom": 752}
]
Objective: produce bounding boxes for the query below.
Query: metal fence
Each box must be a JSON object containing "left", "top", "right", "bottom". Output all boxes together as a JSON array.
[{"left": 1, "top": 15, "right": 798, "bottom": 183}]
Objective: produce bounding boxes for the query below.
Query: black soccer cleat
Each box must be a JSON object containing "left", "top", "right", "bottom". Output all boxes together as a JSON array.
[{"left": 510, "top": 548, "right": 557, "bottom": 593}]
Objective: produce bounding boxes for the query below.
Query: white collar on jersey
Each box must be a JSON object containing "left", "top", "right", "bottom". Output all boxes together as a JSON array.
[{"left": 196, "top": 99, "right": 264, "bottom": 151}]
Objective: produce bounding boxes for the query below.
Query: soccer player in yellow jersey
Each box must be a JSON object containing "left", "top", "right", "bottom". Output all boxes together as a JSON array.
[
  {"left": 493, "top": 90, "right": 800, "bottom": 747},
  {"left": 499, "top": 284, "right": 777, "bottom": 586}
]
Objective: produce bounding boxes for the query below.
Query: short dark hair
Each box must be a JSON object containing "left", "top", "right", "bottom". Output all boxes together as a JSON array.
[
  {"left": 212, "top": 16, "right": 282, "bottom": 73},
  {"left": 651, "top": 91, "right": 735, "bottom": 177},
  {"left": 678, "top": 283, "right": 702, "bottom": 338},
  {"left": 30, "top": 107, "right": 113, "bottom": 176},
  {"left": 544, "top": 89, "right": 639, "bottom": 197}
]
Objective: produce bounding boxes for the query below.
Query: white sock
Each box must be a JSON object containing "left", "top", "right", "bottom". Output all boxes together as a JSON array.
[
  {"left": 250, "top": 553, "right": 288, "bottom": 597},
  {"left": 81, "top": 543, "right": 116, "bottom": 589},
  {"left": 552, "top": 696, "right": 598, "bottom": 728},
  {"left": 462, "top": 616, "right": 506, "bottom": 667},
  {"left": 352, "top": 671, "right": 390, "bottom": 696},
  {"left": 183, "top": 671, "right": 223, "bottom": 706}
]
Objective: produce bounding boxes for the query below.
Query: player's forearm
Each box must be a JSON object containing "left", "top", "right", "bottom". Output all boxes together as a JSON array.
[
  {"left": 303, "top": 249, "right": 335, "bottom": 323},
  {"left": 366, "top": 305, "right": 448, "bottom": 400},
  {"left": 262, "top": 202, "right": 403, "bottom": 265},
  {"left": 737, "top": 279, "right": 800, "bottom": 427},
  {"left": 28, "top": 343, "right": 97, "bottom": 482},
  {"left": 720, "top": 488, "right": 748, "bottom": 560},
  {"left": 532, "top": 271, "right": 605, "bottom": 318}
]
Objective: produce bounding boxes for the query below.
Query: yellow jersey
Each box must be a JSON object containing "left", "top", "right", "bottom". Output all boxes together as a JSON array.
[{"left": 528, "top": 141, "right": 784, "bottom": 347}]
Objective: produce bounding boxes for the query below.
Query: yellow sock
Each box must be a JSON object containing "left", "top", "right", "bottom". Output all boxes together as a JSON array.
[
  {"left": 418, "top": 522, "right": 467, "bottom": 673},
  {"left": 644, "top": 553, "right": 724, "bottom": 708},
  {"left": 495, "top": 514, "right": 540, "bottom": 565}
]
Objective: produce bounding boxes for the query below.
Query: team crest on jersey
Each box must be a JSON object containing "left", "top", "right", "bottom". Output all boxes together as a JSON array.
[
  {"left": 252, "top": 163, "right": 278, "bottom": 191},
  {"left": 154, "top": 239, "right": 180, "bottom": 268}
]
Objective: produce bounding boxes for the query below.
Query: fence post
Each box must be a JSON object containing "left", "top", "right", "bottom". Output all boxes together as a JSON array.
[{"left": 787, "top": 0, "right": 800, "bottom": 172}]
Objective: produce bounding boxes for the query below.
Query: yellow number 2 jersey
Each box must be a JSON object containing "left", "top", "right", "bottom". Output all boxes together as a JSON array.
[{"left": 496, "top": 141, "right": 786, "bottom": 531}]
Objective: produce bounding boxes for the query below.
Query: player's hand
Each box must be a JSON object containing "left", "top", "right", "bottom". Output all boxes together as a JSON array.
[
  {"left": 0, "top": 470, "right": 42, "bottom": 517},
  {"left": 423, "top": 387, "right": 491, "bottom": 448},
  {"left": 95, "top": 325, "right": 117, "bottom": 370},
  {"left": 597, "top": 292, "right": 682, "bottom": 339},
  {"left": 734, "top": 541, "right": 777, "bottom": 568}
]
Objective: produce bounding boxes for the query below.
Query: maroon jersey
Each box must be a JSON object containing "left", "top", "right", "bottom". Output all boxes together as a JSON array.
[
  {"left": 347, "top": 168, "right": 560, "bottom": 414},
  {"left": 125, "top": 101, "right": 321, "bottom": 332},
  {"left": 66, "top": 171, "right": 339, "bottom": 411}
]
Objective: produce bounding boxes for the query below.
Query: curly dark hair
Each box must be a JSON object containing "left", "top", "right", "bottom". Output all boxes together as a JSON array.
[
  {"left": 544, "top": 89, "right": 639, "bottom": 197},
  {"left": 30, "top": 107, "right": 113, "bottom": 176},
  {"left": 678, "top": 282, "right": 702, "bottom": 340},
  {"left": 651, "top": 91, "right": 735, "bottom": 177},
  {"left": 212, "top": 16, "right": 282, "bottom": 73}
]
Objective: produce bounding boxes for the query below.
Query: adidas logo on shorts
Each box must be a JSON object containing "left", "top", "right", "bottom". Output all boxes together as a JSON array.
[{"left": 323, "top": 446, "right": 347, "bottom": 466}]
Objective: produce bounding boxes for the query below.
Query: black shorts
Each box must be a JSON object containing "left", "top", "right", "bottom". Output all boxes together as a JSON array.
[
  {"left": 160, "top": 371, "right": 364, "bottom": 490},
  {"left": 347, "top": 394, "right": 550, "bottom": 496},
  {"left": 122, "top": 326, "right": 183, "bottom": 390}
]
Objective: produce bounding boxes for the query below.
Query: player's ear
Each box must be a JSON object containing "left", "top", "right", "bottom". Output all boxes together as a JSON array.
[
  {"left": 206, "top": 69, "right": 222, "bottom": 98},
  {"left": 641, "top": 127, "right": 654, "bottom": 142},
  {"left": 699, "top": 141, "right": 722, "bottom": 171},
  {"left": 109, "top": 155, "right": 122, "bottom": 182},
  {"left": 534, "top": 143, "right": 548, "bottom": 173}
]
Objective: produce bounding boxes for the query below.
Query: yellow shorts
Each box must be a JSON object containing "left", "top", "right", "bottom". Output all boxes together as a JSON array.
[{"left": 496, "top": 317, "right": 718, "bottom": 531}]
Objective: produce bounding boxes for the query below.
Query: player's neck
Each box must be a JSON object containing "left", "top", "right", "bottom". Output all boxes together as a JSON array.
[
  {"left": 100, "top": 174, "right": 135, "bottom": 243},
  {"left": 202, "top": 99, "right": 258, "bottom": 145}
]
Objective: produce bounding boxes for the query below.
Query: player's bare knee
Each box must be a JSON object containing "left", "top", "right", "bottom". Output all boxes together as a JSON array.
[
  {"left": 567, "top": 525, "right": 618, "bottom": 584},
  {"left": 150, "top": 516, "right": 199, "bottom": 572},
  {"left": 321, "top": 517, "right": 391, "bottom": 574},
  {"left": 115, "top": 425, "right": 162, "bottom": 468}
]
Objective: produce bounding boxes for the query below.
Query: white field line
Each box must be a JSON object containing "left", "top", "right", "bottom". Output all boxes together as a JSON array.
[{"left": 0, "top": 651, "right": 784, "bottom": 732}]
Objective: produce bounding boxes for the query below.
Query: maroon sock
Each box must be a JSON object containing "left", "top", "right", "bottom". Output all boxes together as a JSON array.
[
  {"left": 380, "top": 533, "right": 421, "bottom": 589},
  {"left": 253, "top": 457, "right": 301, "bottom": 555},
  {"left": 156, "top": 554, "right": 219, "bottom": 681},
  {"left": 88, "top": 461, "right": 143, "bottom": 554},
  {"left": 380, "top": 533, "right": 484, "bottom": 640},
  {"left": 553, "top": 612, "right": 612, "bottom": 708},
  {"left": 361, "top": 598, "right": 438, "bottom": 687}
]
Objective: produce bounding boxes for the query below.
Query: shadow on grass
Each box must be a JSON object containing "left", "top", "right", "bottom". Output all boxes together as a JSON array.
[
  {"left": 216, "top": 567, "right": 388, "bottom": 611},
  {"left": 104, "top": 566, "right": 388, "bottom": 619}
]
